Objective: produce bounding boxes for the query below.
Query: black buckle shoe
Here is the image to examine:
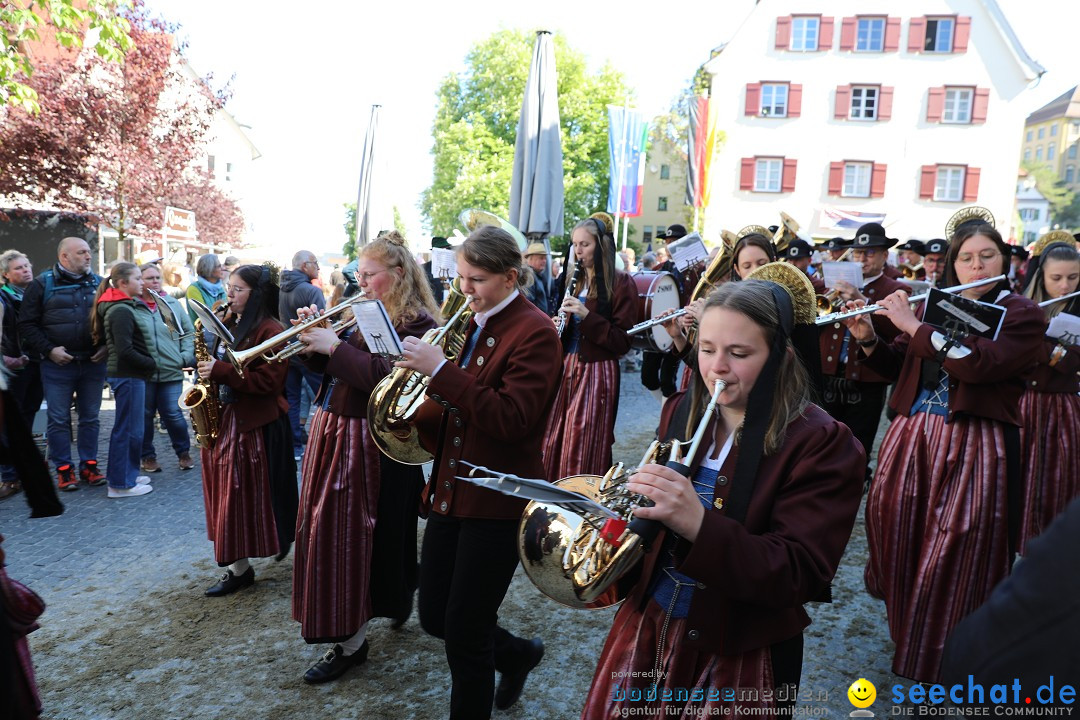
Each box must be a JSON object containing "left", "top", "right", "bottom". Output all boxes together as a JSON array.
[
  {"left": 495, "top": 637, "right": 544, "bottom": 710},
  {"left": 303, "top": 640, "right": 369, "bottom": 684},
  {"left": 204, "top": 567, "right": 255, "bottom": 597}
]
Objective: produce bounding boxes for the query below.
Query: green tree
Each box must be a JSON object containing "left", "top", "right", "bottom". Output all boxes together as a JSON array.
[
  {"left": 392, "top": 205, "right": 406, "bottom": 236},
  {"left": 343, "top": 202, "right": 357, "bottom": 260},
  {"left": 1, "top": 0, "right": 133, "bottom": 113},
  {"left": 1023, "top": 162, "right": 1076, "bottom": 224},
  {"left": 421, "top": 29, "right": 632, "bottom": 245}
]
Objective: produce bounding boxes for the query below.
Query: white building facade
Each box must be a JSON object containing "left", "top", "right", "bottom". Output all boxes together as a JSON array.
[
  {"left": 702, "top": 0, "right": 1044, "bottom": 243},
  {"left": 1016, "top": 175, "right": 1050, "bottom": 244}
]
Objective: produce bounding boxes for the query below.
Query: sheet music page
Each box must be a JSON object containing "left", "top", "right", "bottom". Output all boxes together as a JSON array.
[
  {"left": 1046, "top": 312, "right": 1080, "bottom": 345},
  {"left": 431, "top": 248, "right": 457, "bottom": 279},
  {"left": 821, "top": 261, "right": 864, "bottom": 289},
  {"left": 666, "top": 233, "right": 709, "bottom": 271},
  {"left": 352, "top": 300, "right": 403, "bottom": 356}
]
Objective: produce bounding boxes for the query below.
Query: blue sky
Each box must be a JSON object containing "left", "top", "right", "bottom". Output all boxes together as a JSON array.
[{"left": 147, "top": 0, "right": 1076, "bottom": 257}]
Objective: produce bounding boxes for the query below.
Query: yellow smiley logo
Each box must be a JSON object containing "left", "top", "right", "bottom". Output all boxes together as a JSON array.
[{"left": 848, "top": 678, "right": 876, "bottom": 708}]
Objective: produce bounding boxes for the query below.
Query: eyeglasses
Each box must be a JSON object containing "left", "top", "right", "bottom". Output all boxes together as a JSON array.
[
  {"left": 956, "top": 250, "right": 1001, "bottom": 266},
  {"left": 359, "top": 269, "right": 389, "bottom": 282},
  {"left": 849, "top": 249, "right": 879, "bottom": 259},
  {"left": 226, "top": 284, "right": 249, "bottom": 294}
]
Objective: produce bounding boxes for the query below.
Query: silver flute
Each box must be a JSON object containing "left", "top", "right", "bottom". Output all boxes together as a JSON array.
[{"left": 815, "top": 275, "right": 1006, "bottom": 325}]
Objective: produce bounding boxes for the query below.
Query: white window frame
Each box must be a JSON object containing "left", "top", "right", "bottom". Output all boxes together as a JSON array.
[
  {"left": 855, "top": 17, "right": 885, "bottom": 52},
  {"left": 842, "top": 162, "right": 872, "bottom": 198},
  {"left": 659, "top": 164, "right": 670, "bottom": 180},
  {"left": 1067, "top": 166, "right": 1076, "bottom": 183},
  {"left": 658, "top": 196, "right": 668, "bottom": 212},
  {"left": 754, "top": 158, "right": 783, "bottom": 193},
  {"left": 1024, "top": 148, "right": 1032, "bottom": 162},
  {"left": 760, "top": 83, "right": 789, "bottom": 117},
  {"left": 1069, "top": 145, "right": 1078, "bottom": 159},
  {"left": 942, "top": 88, "right": 973, "bottom": 124},
  {"left": 1051, "top": 124, "right": 1058, "bottom": 137},
  {"left": 1038, "top": 127, "right": 1045, "bottom": 139},
  {"left": 1026, "top": 130, "right": 1033, "bottom": 142},
  {"left": 934, "top": 166, "right": 965, "bottom": 202},
  {"left": 849, "top": 86, "right": 879, "bottom": 121},
  {"left": 924, "top": 17, "right": 954, "bottom": 52},
  {"left": 790, "top": 16, "right": 819, "bottom": 51},
  {"left": 1048, "top": 144, "right": 1057, "bottom": 161},
  {"left": 1036, "top": 147, "right": 1043, "bottom": 162}
]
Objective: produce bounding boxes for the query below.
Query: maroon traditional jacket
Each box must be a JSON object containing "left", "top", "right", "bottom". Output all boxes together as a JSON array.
[
  {"left": 208, "top": 317, "right": 289, "bottom": 433},
  {"left": 415, "top": 294, "right": 562, "bottom": 520},
  {"left": 883, "top": 264, "right": 902, "bottom": 280},
  {"left": 303, "top": 312, "right": 437, "bottom": 417},
  {"left": 561, "top": 270, "right": 636, "bottom": 363},
  {"left": 1024, "top": 336, "right": 1080, "bottom": 394},
  {"left": 624, "top": 395, "right": 864, "bottom": 656},
  {"left": 855, "top": 292, "right": 1045, "bottom": 426},
  {"left": 819, "top": 273, "right": 907, "bottom": 384}
]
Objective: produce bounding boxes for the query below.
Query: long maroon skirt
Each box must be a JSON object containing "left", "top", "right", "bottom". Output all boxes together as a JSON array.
[
  {"left": 581, "top": 599, "right": 774, "bottom": 719},
  {"left": 543, "top": 355, "right": 619, "bottom": 480},
  {"left": 292, "top": 408, "right": 379, "bottom": 643},
  {"left": 865, "top": 411, "right": 1011, "bottom": 683},
  {"left": 201, "top": 409, "right": 288, "bottom": 565},
  {"left": 1017, "top": 390, "right": 1080, "bottom": 554}
]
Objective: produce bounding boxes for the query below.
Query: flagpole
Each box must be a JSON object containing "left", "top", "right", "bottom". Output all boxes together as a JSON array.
[
  {"left": 615, "top": 100, "right": 632, "bottom": 249},
  {"left": 621, "top": 216, "right": 630, "bottom": 252}
]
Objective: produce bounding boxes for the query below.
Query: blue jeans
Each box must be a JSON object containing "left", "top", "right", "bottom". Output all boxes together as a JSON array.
[
  {"left": 40, "top": 358, "right": 108, "bottom": 470},
  {"left": 141, "top": 380, "right": 191, "bottom": 460},
  {"left": 106, "top": 376, "right": 146, "bottom": 489},
  {"left": 285, "top": 363, "right": 322, "bottom": 456}
]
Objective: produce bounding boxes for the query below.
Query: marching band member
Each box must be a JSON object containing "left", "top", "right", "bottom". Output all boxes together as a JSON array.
[
  {"left": 196, "top": 265, "right": 298, "bottom": 597},
  {"left": 819, "top": 223, "right": 908, "bottom": 485},
  {"left": 731, "top": 233, "right": 776, "bottom": 280},
  {"left": 582, "top": 279, "right": 863, "bottom": 717},
  {"left": 896, "top": 240, "right": 926, "bottom": 280},
  {"left": 1018, "top": 240, "right": 1080, "bottom": 553},
  {"left": 543, "top": 215, "right": 636, "bottom": 479},
  {"left": 397, "top": 226, "right": 561, "bottom": 719},
  {"left": 819, "top": 236, "right": 849, "bottom": 262},
  {"left": 844, "top": 223, "right": 1044, "bottom": 683},
  {"left": 918, "top": 238, "right": 949, "bottom": 287},
  {"left": 1009, "top": 245, "right": 1030, "bottom": 294},
  {"left": 291, "top": 232, "right": 440, "bottom": 683},
  {"left": 782, "top": 238, "right": 824, "bottom": 293}
]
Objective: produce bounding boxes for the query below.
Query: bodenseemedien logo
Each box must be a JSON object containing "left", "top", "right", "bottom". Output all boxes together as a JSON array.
[{"left": 848, "top": 678, "right": 877, "bottom": 718}]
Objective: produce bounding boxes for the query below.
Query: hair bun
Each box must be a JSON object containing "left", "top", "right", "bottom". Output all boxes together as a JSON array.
[
  {"left": 378, "top": 230, "right": 408, "bottom": 247},
  {"left": 589, "top": 212, "right": 614, "bottom": 235}
]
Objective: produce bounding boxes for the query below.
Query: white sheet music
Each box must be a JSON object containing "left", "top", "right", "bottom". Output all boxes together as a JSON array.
[
  {"left": 431, "top": 247, "right": 457, "bottom": 279},
  {"left": 1047, "top": 312, "right": 1080, "bottom": 346},
  {"left": 821, "top": 261, "right": 864, "bottom": 289},
  {"left": 666, "top": 233, "right": 709, "bottom": 271},
  {"left": 351, "top": 300, "right": 404, "bottom": 356}
]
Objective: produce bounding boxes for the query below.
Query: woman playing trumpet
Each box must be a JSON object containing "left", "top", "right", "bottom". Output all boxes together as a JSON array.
[
  {"left": 582, "top": 280, "right": 864, "bottom": 718},
  {"left": 843, "top": 224, "right": 1045, "bottom": 682},
  {"left": 1018, "top": 241, "right": 1080, "bottom": 553},
  {"left": 290, "top": 232, "right": 440, "bottom": 684},
  {"left": 543, "top": 214, "right": 637, "bottom": 480},
  {"left": 196, "top": 264, "right": 298, "bottom": 597}
]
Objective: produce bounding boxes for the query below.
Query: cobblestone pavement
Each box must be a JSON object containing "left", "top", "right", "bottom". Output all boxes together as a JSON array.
[{"left": 1, "top": 370, "right": 902, "bottom": 720}]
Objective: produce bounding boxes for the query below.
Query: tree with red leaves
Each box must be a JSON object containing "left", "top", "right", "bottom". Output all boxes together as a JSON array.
[{"left": 0, "top": 1, "right": 244, "bottom": 255}]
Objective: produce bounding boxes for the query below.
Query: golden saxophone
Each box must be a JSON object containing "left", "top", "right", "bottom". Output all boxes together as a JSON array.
[{"left": 178, "top": 319, "right": 220, "bottom": 449}]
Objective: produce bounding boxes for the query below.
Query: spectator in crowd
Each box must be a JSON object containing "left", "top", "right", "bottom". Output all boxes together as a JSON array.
[
  {"left": 221, "top": 255, "right": 240, "bottom": 286},
  {"left": 0, "top": 250, "right": 43, "bottom": 499},
  {"left": 522, "top": 242, "right": 551, "bottom": 315},
  {"left": 422, "top": 236, "right": 451, "bottom": 305},
  {"left": 136, "top": 263, "right": 195, "bottom": 473},
  {"left": 17, "top": 237, "right": 107, "bottom": 491},
  {"left": 640, "top": 252, "right": 658, "bottom": 271},
  {"left": 279, "top": 249, "right": 326, "bottom": 460},
  {"left": 160, "top": 263, "right": 186, "bottom": 300},
  {"left": 185, "top": 254, "right": 226, "bottom": 325},
  {"left": 91, "top": 262, "right": 156, "bottom": 498}
]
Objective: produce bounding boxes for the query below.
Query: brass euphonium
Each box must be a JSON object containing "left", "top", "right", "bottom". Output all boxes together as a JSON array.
[
  {"left": 367, "top": 280, "right": 474, "bottom": 464},
  {"left": 517, "top": 381, "right": 725, "bottom": 609},
  {"left": 178, "top": 319, "right": 220, "bottom": 449}
]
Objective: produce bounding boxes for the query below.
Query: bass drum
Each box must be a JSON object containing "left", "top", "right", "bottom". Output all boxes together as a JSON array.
[{"left": 630, "top": 271, "right": 680, "bottom": 353}]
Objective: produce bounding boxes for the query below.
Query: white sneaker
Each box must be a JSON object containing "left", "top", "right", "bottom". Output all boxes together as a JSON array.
[
  {"left": 136, "top": 475, "right": 152, "bottom": 485},
  {"left": 108, "top": 484, "right": 153, "bottom": 498}
]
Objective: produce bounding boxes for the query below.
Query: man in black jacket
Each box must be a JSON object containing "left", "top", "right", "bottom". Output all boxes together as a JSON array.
[
  {"left": 279, "top": 250, "right": 326, "bottom": 460},
  {"left": 17, "top": 237, "right": 106, "bottom": 491}
]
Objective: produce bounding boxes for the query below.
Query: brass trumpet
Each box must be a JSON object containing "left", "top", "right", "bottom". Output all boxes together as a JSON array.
[
  {"left": 900, "top": 262, "right": 923, "bottom": 279},
  {"left": 225, "top": 292, "right": 367, "bottom": 377},
  {"left": 816, "top": 288, "right": 843, "bottom": 315}
]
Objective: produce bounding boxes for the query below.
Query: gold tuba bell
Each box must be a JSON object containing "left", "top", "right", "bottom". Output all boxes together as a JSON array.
[{"left": 367, "top": 279, "right": 474, "bottom": 464}]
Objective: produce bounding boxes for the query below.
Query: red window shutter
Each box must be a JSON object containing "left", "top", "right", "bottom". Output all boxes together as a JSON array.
[
  {"left": 878, "top": 86, "right": 895, "bottom": 120},
  {"left": 828, "top": 162, "right": 844, "bottom": 195},
  {"left": 840, "top": 17, "right": 856, "bottom": 50},
  {"left": 908, "top": 17, "right": 927, "bottom": 52},
  {"left": 745, "top": 83, "right": 762, "bottom": 116},
  {"left": 963, "top": 167, "right": 981, "bottom": 202},
  {"left": 834, "top": 85, "right": 852, "bottom": 119},
  {"left": 971, "top": 88, "right": 990, "bottom": 124},
  {"left": 819, "top": 17, "right": 835, "bottom": 50},
  {"left": 871, "top": 164, "right": 887, "bottom": 197},
  {"left": 920, "top": 165, "right": 937, "bottom": 199},
  {"left": 884, "top": 17, "right": 901, "bottom": 51},
  {"left": 788, "top": 84, "right": 803, "bottom": 117},
  {"left": 782, "top": 159, "right": 798, "bottom": 192},
  {"left": 775, "top": 16, "right": 792, "bottom": 50},
  {"left": 954, "top": 16, "right": 972, "bottom": 53},
  {"left": 740, "top": 158, "right": 755, "bottom": 190},
  {"left": 927, "top": 87, "right": 945, "bottom": 122}
]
